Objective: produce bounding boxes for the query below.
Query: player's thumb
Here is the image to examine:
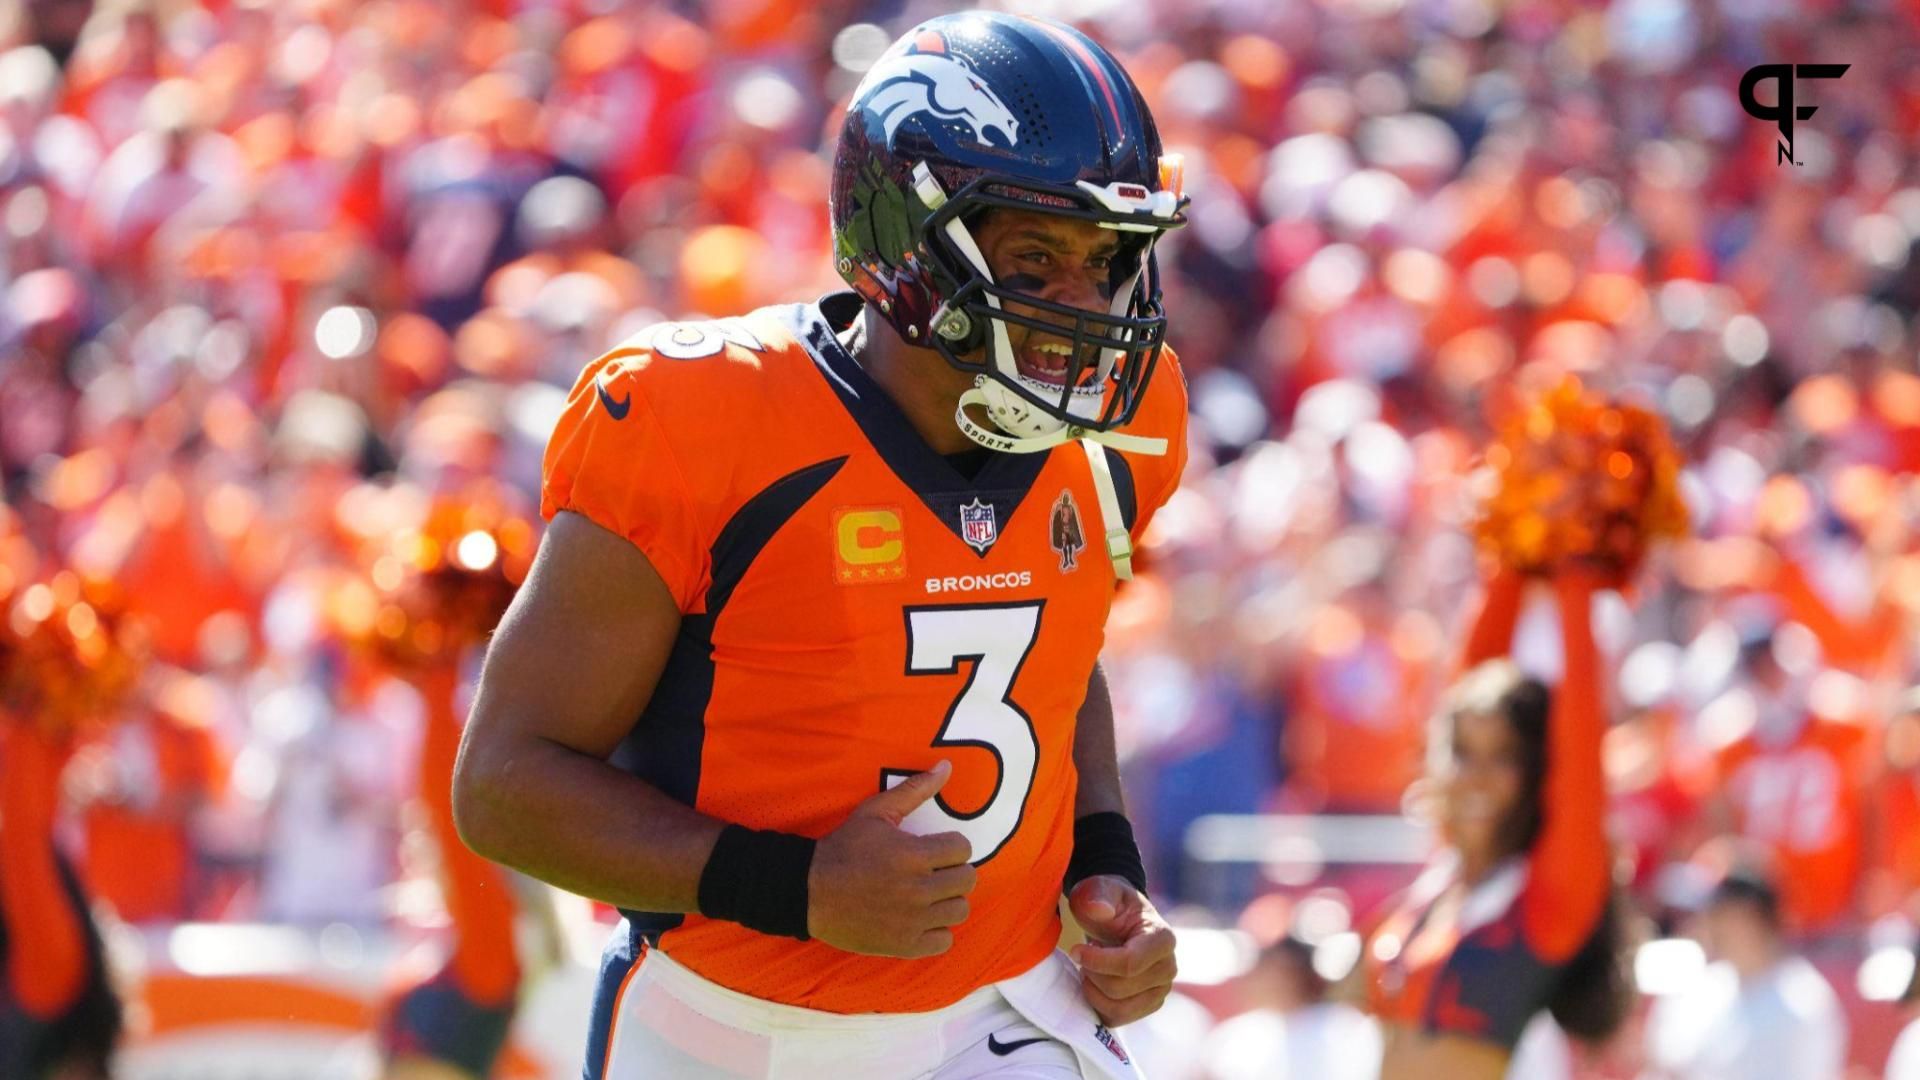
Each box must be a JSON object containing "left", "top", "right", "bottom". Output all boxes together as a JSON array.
[
  {"left": 861, "top": 760, "right": 952, "bottom": 824},
  {"left": 1069, "top": 874, "right": 1133, "bottom": 933}
]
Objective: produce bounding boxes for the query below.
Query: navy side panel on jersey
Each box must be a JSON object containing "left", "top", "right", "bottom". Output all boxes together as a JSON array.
[{"left": 609, "top": 456, "right": 848, "bottom": 941}]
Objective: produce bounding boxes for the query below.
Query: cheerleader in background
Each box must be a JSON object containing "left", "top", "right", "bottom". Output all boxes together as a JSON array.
[
  {"left": 379, "top": 658, "right": 522, "bottom": 1080},
  {"left": 361, "top": 483, "right": 533, "bottom": 1080},
  {"left": 1, "top": 723, "right": 121, "bottom": 1080},
  {"left": 1364, "top": 564, "right": 1633, "bottom": 1079}
]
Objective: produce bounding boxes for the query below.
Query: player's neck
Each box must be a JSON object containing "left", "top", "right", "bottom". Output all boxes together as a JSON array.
[{"left": 845, "top": 310, "right": 981, "bottom": 457}]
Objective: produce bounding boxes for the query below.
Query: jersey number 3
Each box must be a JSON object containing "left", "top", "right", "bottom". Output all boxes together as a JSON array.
[{"left": 883, "top": 603, "right": 1044, "bottom": 866}]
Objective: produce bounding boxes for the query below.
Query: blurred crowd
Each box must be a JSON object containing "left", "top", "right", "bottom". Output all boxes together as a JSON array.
[{"left": 8, "top": 0, "right": 1920, "bottom": 1075}]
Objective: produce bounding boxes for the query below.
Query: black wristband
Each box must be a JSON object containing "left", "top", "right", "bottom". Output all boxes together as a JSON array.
[
  {"left": 696, "top": 825, "right": 816, "bottom": 940},
  {"left": 1063, "top": 811, "right": 1148, "bottom": 896}
]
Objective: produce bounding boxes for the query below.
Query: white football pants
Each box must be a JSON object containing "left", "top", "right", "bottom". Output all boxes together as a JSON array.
[{"left": 595, "top": 946, "right": 1143, "bottom": 1080}]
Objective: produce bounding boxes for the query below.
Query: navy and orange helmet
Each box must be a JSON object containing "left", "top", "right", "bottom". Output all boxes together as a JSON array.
[{"left": 829, "top": 13, "right": 1188, "bottom": 452}]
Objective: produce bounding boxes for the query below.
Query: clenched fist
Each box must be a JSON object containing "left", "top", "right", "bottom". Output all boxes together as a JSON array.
[{"left": 1069, "top": 874, "right": 1177, "bottom": 1026}]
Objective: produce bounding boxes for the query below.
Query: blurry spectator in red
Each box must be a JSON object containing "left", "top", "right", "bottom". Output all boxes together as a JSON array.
[
  {"left": 2, "top": 44, "right": 103, "bottom": 235},
  {"left": 1744, "top": 475, "right": 1905, "bottom": 680},
  {"left": 107, "top": 455, "right": 257, "bottom": 669},
  {"left": 0, "top": 264, "right": 87, "bottom": 490},
  {"left": 1870, "top": 687, "right": 1920, "bottom": 919},
  {"left": 1280, "top": 575, "right": 1435, "bottom": 813},
  {"left": 393, "top": 70, "right": 553, "bottom": 331},
  {"left": 60, "top": 1, "right": 171, "bottom": 150},
  {"left": 83, "top": 78, "right": 241, "bottom": 273},
  {"left": 487, "top": 174, "right": 645, "bottom": 316},
  {"left": 1606, "top": 646, "right": 1713, "bottom": 897},
  {"left": 1703, "top": 622, "right": 1872, "bottom": 933},
  {"left": 71, "top": 670, "right": 228, "bottom": 924}
]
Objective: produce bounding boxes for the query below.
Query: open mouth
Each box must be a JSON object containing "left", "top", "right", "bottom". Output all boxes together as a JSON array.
[{"left": 1015, "top": 337, "right": 1095, "bottom": 390}]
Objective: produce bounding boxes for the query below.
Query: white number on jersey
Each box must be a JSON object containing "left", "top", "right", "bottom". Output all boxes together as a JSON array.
[
  {"left": 883, "top": 603, "right": 1044, "bottom": 865},
  {"left": 646, "top": 319, "right": 766, "bottom": 360},
  {"left": 1736, "top": 748, "right": 1842, "bottom": 851}
]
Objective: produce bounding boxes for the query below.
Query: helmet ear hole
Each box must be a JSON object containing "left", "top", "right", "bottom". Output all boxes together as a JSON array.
[{"left": 931, "top": 302, "right": 987, "bottom": 353}]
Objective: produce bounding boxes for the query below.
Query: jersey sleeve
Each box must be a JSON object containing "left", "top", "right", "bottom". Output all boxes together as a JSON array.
[
  {"left": 541, "top": 347, "right": 712, "bottom": 613},
  {"left": 1124, "top": 345, "right": 1190, "bottom": 544}
]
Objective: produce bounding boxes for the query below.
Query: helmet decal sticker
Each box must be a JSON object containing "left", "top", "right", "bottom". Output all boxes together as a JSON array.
[{"left": 852, "top": 50, "right": 1021, "bottom": 150}]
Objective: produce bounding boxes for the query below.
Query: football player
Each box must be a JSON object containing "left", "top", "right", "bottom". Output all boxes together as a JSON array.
[{"left": 454, "top": 13, "right": 1189, "bottom": 1078}]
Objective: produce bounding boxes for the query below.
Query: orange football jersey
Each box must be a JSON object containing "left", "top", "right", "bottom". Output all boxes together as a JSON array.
[
  {"left": 1714, "top": 718, "right": 1869, "bottom": 931},
  {"left": 541, "top": 292, "right": 1187, "bottom": 1013}
]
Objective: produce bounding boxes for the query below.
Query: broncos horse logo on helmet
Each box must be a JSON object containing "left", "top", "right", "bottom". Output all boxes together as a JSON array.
[
  {"left": 830, "top": 13, "right": 1188, "bottom": 455},
  {"left": 853, "top": 51, "right": 1021, "bottom": 150}
]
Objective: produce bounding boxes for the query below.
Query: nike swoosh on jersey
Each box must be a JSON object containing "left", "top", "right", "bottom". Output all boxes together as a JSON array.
[
  {"left": 596, "top": 374, "right": 632, "bottom": 420},
  {"left": 987, "top": 1033, "right": 1051, "bottom": 1056}
]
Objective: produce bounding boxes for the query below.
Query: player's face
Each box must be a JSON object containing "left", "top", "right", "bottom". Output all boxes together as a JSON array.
[
  {"left": 1439, "top": 708, "right": 1528, "bottom": 860},
  {"left": 970, "top": 208, "right": 1123, "bottom": 390}
]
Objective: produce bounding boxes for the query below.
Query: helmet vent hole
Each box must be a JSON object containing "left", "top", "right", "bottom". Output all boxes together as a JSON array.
[{"left": 1012, "top": 89, "right": 1051, "bottom": 145}]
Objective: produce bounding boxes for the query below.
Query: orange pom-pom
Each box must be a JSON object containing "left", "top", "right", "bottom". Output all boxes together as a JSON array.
[
  {"left": 1472, "top": 375, "right": 1689, "bottom": 585},
  {"left": 337, "top": 479, "right": 540, "bottom": 669},
  {"left": 1, "top": 569, "right": 149, "bottom": 741}
]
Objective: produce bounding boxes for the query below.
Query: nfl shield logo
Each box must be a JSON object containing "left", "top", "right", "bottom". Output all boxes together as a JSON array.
[{"left": 958, "top": 497, "right": 997, "bottom": 554}]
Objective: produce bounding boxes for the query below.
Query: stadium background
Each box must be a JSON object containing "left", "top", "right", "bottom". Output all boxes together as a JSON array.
[{"left": 3, "top": 0, "right": 1920, "bottom": 1075}]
